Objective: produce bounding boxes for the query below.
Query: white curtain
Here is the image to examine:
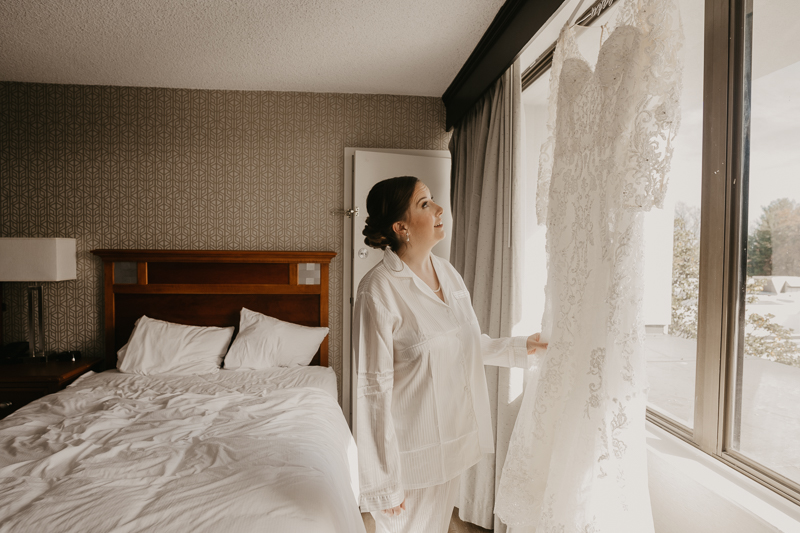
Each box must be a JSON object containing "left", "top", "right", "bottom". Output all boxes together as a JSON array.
[{"left": 449, "top": 60, "right": 524, "bottom": 533}]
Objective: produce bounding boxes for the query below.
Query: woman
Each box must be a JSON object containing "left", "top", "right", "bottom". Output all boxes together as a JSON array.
[{"left": 354, "top": 176, "right": 546, "bottom": 533}]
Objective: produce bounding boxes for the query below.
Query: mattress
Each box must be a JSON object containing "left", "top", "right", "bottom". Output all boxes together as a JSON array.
[{"left": 0, "top": 367, "right": 364, "bottom": 533}]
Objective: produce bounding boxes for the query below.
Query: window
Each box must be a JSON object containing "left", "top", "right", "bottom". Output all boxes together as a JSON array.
[
  {"left": 519, "top": 0, "right": 800, "bottom": 505},
  {"left": 642, "top": 0, "right": 705, "bottom": 431},
  {"left": 729, "top": 0, "right": 800, "bottom": 490},
  {"left": 516, "top": 70, "right": 549, "bottom": 340}
]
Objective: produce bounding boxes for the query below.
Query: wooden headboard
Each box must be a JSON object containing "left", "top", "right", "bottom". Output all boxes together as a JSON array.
[{"left": 91, "top": 250, "right": 336, "bottom": 369}]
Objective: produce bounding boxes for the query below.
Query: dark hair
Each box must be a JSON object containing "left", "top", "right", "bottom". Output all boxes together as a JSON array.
[{"left": 362, "top": 176, "right": 420, "bottom": 252}]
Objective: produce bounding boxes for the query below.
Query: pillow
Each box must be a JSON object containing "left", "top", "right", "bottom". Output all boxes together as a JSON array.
[
  {"left": 117, "top": 315, "right": 234, "bottom": 375},
  {"left": 116, "top": 318, "right": 141, "bottom": 366},
  {"left": 223, "top": 307, "right": 329, "bottom": 370}
]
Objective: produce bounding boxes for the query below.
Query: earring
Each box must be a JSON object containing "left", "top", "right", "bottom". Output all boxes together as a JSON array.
[{"left": 406, "top": 232, "right": 411, "bottom": 243}]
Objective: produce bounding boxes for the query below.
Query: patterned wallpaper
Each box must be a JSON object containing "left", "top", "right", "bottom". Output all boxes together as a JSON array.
[{"left": 0, "top": 82, "right": 450, "bottom": 401}]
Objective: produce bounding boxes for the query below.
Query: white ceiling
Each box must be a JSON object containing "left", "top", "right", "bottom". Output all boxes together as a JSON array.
[{"left": 0, "top": 0, "right": 506, "bottom": 97}]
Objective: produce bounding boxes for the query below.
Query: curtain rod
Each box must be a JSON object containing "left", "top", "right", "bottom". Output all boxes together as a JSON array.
[{"left": 521, "top": 0, "right": 619, "bottom": 91}]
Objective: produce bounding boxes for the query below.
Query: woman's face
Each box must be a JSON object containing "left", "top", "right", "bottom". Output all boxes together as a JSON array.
[{"left": 394, "top": 181, "right": 445, "bottom": 252}]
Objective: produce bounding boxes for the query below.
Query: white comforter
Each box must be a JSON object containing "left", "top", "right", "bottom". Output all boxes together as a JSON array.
[{"left": 0, "top": 367, "right": 365, "bottom": 533}]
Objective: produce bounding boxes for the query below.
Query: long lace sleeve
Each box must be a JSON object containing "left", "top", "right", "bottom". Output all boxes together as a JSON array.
[
  {"left": 353, "top": 293, "right": 404, "bottom": 512},
  {"left": 618, "top": 0, "right": 684, "bottom": 211}
]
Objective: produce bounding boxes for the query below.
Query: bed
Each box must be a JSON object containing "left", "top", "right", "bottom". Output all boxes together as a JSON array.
[{"left": 0, "top": 250, "right": 365, "bottom": 533}]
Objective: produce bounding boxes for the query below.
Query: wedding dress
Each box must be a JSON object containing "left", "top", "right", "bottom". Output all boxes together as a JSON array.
[{"left": 494, "top": 0, "right": 683, "bottom": 531}]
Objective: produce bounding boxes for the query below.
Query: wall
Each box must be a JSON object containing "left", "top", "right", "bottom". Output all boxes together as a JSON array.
[{"left": 0, "top": 82, "right": 450, "bottom": 401}]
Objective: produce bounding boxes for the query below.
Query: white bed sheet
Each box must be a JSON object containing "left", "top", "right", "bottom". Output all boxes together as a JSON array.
[{"left": 0, "top": 367, "right": 364, "bottom": 533}]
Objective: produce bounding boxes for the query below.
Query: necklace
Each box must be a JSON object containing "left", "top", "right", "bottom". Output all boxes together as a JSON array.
[{"left": 396, "top": 251, "right": 443, "bottom": 292}]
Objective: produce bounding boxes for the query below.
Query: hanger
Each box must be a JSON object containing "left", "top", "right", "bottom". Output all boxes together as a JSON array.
[
  {"left": 568, "top": 0, "right": 590, "bottom": 28},
  {"left": 572, "top": 0, "right": 617, "bottom": 27},
  {"left": 569, "top": 0, "right": 613, "bottom": 48}
]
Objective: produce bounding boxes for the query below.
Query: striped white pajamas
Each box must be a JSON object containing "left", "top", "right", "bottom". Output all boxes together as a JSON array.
[
  {"left": 371, "top": 476, "right": 461, "bottom": 533},
  {"left": 355, "top": 250, "right": 531, "bottom": 512}
]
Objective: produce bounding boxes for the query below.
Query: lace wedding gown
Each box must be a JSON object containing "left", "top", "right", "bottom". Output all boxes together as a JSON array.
[{"left": 495, "top": 0, "right": 683, "bottom": 531}]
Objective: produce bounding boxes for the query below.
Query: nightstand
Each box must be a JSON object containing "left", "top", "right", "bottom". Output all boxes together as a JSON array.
[{"left": 0, "top": 358, "right": 103, "bottom": 418}]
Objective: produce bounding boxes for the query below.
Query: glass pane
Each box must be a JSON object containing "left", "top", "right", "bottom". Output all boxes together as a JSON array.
[
  {"left": 641, "top": 0, "right": 705, "bottom": 428},
  {"left": 517, "top": 74, "right": 549, "bottom": 339},
  {"left": 513, "top": 72, "right": 551, "bottom": 408},
  {"left": 735, "top": 0, "right": 800, "bottom": 484}
]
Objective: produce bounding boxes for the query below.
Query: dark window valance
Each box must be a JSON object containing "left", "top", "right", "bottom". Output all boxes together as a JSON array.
[{"left": 441, "top": 0, "right": 563, "bottom": 130}]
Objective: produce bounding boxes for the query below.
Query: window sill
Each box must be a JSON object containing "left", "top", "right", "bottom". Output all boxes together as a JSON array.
[{"left": 646, "top": 422, "right": 800, "bottom": 532}]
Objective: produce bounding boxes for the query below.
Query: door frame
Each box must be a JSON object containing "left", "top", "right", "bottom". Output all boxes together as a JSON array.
[{"left": 342, "top": 148, "right": 451, "bottom": 429}]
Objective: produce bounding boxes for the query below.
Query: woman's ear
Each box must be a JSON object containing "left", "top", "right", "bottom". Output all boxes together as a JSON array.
[{"left": 392, "top": 221, "right": 406, "bottom": 238}]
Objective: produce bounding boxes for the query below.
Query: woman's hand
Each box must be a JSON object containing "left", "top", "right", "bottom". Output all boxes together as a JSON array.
[
  {"left": 527, "top": 333, "right": 548, "bottom": 354},
  {"left": 382, "top": 498, "right": 406, "bottom": 517}
]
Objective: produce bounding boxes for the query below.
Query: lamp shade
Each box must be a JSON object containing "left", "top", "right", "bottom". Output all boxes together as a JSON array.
[{"left": 0, "top": 238, "right": 77, "bottom": 281}]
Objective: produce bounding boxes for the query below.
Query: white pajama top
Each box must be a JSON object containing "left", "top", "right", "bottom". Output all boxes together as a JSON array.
[{"left": 354, "top": 249, "right": 532, "bottom": 512}]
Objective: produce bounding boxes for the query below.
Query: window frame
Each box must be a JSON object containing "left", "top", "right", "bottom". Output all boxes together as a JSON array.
[
  {"left": 703, "top": 0, "right": 800, "bottom": 504},
  {"left": 520, "top": 0, "right": 800, "bottom": 506}
]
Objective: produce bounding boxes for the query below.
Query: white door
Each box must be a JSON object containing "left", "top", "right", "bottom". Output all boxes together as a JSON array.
[{"left": 341, "top": 148, "right": 451, "bottom": 429}]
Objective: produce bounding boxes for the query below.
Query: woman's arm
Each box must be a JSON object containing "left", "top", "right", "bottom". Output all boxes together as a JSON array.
[
  {"left": 480, "top": 333, "right": 547, "bottom": 369},
  {"left": 353, "top": 293, "right": 405, "bottom": 513},
  {"left": 447, "top": 262, "right": 547, "bottom": 369}
]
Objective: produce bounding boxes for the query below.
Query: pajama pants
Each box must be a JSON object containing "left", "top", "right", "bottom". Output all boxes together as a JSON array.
[{"left": 371, "top": 475, "right": 461, "bottom": 533}]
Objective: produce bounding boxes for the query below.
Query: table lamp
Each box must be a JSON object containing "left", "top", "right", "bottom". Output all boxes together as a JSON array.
[{"left": 0, "top": 238, "right": 77, "bottom": 358}]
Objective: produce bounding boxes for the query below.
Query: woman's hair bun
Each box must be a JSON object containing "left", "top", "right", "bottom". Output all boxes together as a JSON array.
[{"left": 363, "top": 216, "right": 391, "bottom": 250}]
